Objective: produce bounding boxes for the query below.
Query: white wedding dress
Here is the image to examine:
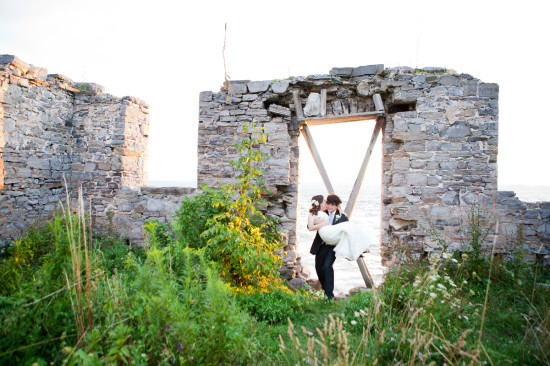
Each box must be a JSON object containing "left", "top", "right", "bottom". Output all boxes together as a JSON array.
[{"left": 314, "top": 211, "right": 371, "bottom": 261}]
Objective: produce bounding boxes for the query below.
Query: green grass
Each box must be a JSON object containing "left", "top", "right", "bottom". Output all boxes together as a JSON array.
[{"left": 1, "top": 210, "right": 549, "bottom": 364}]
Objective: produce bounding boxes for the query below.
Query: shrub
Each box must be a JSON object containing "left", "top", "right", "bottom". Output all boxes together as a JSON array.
[{"left": 173, "top": 123, "right": 284, "bottom": 288}]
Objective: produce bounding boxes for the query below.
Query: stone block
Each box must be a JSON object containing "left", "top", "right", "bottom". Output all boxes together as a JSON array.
[
  {"left": 478, "top": 83, "right": 499, "bottom": 98},
  {"left": 228, "top": 83, "right": 247, "bottom": 95},
  {"left": 247, "top": 80, "right": 271, "bottom": 93},
  {"left": 406, "top": 174, "right": 428, "bottom": 186},
  {"left": 439, "top": 75, "right": 460, "bottom": 87},
  {"left": 303, "top": 93, "right": 321, "bottom": 116},
  {"left": 27, "top": 65, "right": 48, "bottom": 80},
  {"left": 271, "top": 81, "right": 290, "bottom": 94},
  {"left": 330, "top": 67, "right": 353, "bottom": 77},
  {"left": 351, "top": 64, "right": 384, "bottom": 77},
  {"left": 537, "top": 224, "right": 550, "bottom": 240},
  {"left": 464, "top": 79, "right": 478, "bottom": 97},
  {"left": 288, "top": 277, "right": 307, "bottom": 290},
  {"left": 75, "top": 83, "right": 105, "bottom": 96},
  {"left": 0, "top": 54, "right": 30, "bottom": 73},
  {"left": 430, "top": 205, "right": 452, "bottom": 218},
  {"left": 393, "top": 89, "right": 421, "bottom": 104},
  {"left": 443, "top": 190, "right": 459, "bottom": 205},
  {"left": 268, "top": 104, "right": 291, "bottom": 117}
]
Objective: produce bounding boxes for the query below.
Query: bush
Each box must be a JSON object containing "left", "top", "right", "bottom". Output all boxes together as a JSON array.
[{"left": 173, "top": 123, "right": 284, "bottom": 288}]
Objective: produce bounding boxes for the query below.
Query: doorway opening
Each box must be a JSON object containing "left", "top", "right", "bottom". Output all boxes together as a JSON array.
[{"left": 297, "top": 120, "right": 384, "bottom": 294}]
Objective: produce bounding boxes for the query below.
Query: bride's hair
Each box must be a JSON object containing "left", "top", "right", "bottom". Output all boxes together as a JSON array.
[{"left": 309, "top": 195, "right": 324, "bottom": 215}]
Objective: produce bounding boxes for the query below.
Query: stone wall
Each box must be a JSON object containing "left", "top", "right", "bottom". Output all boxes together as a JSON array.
[
  {"left": 197, "top": 66, "right": 550, "bottom": 267},
  {"left": 1, "top": 54, "right": 548, "bottom": 269},
  {"left": 0, "top": 55, "right": 188, "bottom": 245}
]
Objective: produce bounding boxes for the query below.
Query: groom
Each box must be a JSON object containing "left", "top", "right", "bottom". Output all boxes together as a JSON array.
[{"left": 309, "top": 193, "right": 348, "bottom": 299}]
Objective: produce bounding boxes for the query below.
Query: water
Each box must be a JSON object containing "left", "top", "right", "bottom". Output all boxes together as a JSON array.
[
  {"left": 297, "top": 184, "right": 550, "bottom": 295},
  {"left": 297, "top": 183, "right": 385, "bottom": 295}
]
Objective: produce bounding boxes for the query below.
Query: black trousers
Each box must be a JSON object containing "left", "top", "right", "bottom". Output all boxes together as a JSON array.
[{"left": 315, "top": 244, "right": 336, "bottom": 299}]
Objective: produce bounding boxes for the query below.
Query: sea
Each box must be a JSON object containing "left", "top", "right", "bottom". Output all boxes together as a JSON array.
[{"left": 150, "top": 180, "right": 550, "bottom": 295}]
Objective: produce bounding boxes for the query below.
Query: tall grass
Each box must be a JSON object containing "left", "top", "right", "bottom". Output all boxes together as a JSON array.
[{"left": 278, "top": 208, "right": 550, "bottom": 365}]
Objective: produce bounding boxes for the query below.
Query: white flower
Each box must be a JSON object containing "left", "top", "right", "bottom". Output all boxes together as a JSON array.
[
  {"left": 311, "top": 200, "right": 319, "bottom": 206},
  {"left": 351, "top": 320, "right": 357, "bottom": 325},
  {"left": 354, "top": 311, "right": 360, "bottom": 317},
  {"left": 429, "top": 292, "right": 437, "bottom": 298}
]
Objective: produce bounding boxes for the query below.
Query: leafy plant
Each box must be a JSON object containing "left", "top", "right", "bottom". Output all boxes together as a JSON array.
[{"left": 174, "top": 123, "right": 284, "bottom": 288}]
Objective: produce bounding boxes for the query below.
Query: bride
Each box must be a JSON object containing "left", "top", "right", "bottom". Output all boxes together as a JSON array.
[{"left": 307, "top": 194, "right": 371, "bottom": 261}]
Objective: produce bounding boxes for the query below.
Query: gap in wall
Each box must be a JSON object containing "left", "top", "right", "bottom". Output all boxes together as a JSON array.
[{"left": 297, "top": 120, "right": 385, "bottom": 293}]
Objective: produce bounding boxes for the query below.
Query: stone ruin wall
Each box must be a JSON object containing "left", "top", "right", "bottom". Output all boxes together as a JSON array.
[
  {"left": 1, "top": 54, "right": 549, "bottom": 270},
  {"left": 0, "top": 55, "right": 193, "bottom": 245},
  {"left": 198, "top": 66, "right": 550, "bottom": 266}
]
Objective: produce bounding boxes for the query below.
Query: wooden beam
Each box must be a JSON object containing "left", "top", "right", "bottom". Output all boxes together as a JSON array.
[
  {"left": 373, "top": 93, "right": 384, "bottom": 112},
  {"left": 357, "top": 256, "right": 374, "bottom": 289},
  {"left": 344, "top": 117, "right": 384, "bottom": 217},
  {"left": 293, "top": 90, "right": 304, "bottom": 119},
  {"left": 303, "top": 111, "right": 381, "bottom": 126},
  {"left": 320, "top": 89, "right": 327, "bottom": 116},
  {"left": 301, "top": 124, "right": 334, "bottom": 193}
]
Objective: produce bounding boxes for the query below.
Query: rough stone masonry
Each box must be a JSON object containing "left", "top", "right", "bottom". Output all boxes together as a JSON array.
[{"left": 1, "top": 55, "right": 549, "bottom": 282}]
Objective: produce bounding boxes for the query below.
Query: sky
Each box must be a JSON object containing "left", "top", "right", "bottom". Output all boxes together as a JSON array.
[{"left": 1, "top": 0, "right": 549, "bottom": 190}]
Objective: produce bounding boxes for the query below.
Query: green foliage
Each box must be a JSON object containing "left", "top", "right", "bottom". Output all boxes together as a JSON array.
[
  {"left": 143, "top": 220, "right": 173, "bottom": 249},
  {"left": 173, "top": 123, "right": 284, "bottom": 288},
  {"left": 234, "top": 287, "right": 316, "bottom": 324}
]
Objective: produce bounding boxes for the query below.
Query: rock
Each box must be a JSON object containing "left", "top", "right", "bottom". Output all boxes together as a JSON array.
[
  {"left": 390, "top": 218, "right": 413, "bottom": 231},
  {"left": 478, "top": 83, "right": 499, "bottom": 98},
  {"left": 303, "top": 93, "right": 321, "bottom": 116},
  {"left": 307, "top": 279, "right": 322, "bottom": 290},
  {"left": 271, "top": 81, "right": 290, "bottom": 94},
  {"left": 0, "top": 54, "right": 30, "bottom": 73},
  {"left": 247, "top": 80, "right": 271, "bottom": 93},
  {"left": 268, "top": 104, "right": 291, "bottom": 117},
  {"left": 351, "top": 64, "right": 384, "bottom": 77},
  {"left": 356, "top": 80, "right": 373, "bottom": 96},
  {"left": 228, "top": 82, "right": 247, "bottom": 95},
  {"left": 27, "top": 64, "right": 48, "bottom": 80},
  {"left": 393, "top": 89, "right": 421, "bottom": 104},
  {"left": 199, "top": 91, "right": 213, "bottom": 102},
  {"left": 537, "top": 224, "right": 550, "bottom": 240},
  {"left": 289, "top": 278, "right": 307, "bottom": 290},
  {"left": 443, "top": 191, "right": 460, "bottom": 205},
  {"left": 283, "top": 249, "right": 299, "bottom": 264},
  {"left": 75, "top": 83, "right": 105, "bottom": 96},
  {"left": 440, "top": 121, "right": 471, "bottom": 138},
  {"left": 348, "top": 287, "right": 370, "bottom": 296},
  {"left": 331, "top": 67, "right": 353, "bottom": 77},
  {"left": 278, "top": 266, "right": 295, "bottom": 280}
]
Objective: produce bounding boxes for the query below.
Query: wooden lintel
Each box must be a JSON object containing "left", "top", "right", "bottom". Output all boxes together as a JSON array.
[
  {"left": 301, "top": 111, "right": 382, "bottom": 126},
  {"left": 301, "top": 124, "right": 334, "bottom": 193}
]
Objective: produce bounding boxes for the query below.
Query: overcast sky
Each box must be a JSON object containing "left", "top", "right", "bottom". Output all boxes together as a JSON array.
[{"left": 1, "top": 0, "right": 549, "bottom": 190}]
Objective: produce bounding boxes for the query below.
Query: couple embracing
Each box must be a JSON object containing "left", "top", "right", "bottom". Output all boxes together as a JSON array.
[{"left": 307, "top": 193, "right": 370, "bottom": 299}]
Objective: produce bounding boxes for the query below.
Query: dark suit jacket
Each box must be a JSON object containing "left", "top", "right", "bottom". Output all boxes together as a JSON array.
[{"left": 309, "top": 209, "right": 349, "bottom": 255}]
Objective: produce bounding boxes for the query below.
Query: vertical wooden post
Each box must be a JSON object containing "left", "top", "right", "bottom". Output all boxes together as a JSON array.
[
  {"left": 373, "top": 93, "right": 384, "bottom": 112},
  {"left": 357, "top": 256, "right": 374, "bottom": 288},
  {"left": 293, "top": 90, "right": 304, "bottom": 119},
  {"left": 320, "top": 89, "right": 327, "bottom": 116}
]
